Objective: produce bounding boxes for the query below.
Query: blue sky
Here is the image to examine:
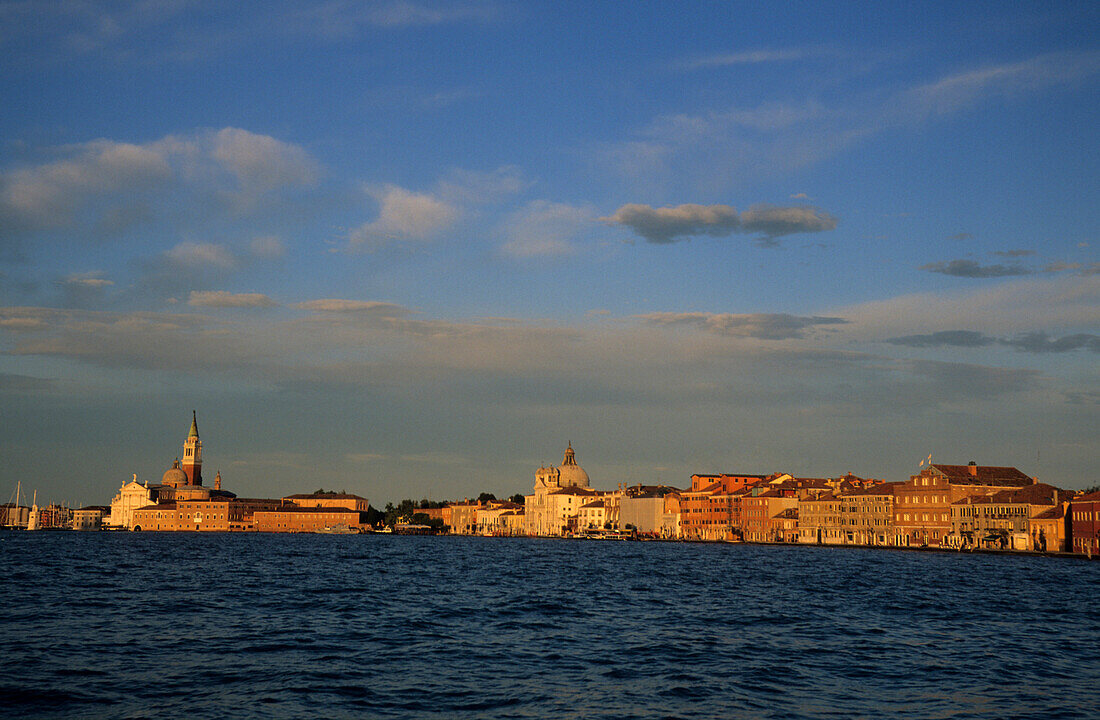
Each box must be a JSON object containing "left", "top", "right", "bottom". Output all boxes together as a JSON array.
[{"left": 1, "top": 1, "right": 1097, "bottom": 506}]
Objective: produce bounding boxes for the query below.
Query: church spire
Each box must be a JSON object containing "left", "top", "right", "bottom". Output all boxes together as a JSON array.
[
  {"left": 562, "top": 442, "right": 577, "bottom": 466},
  {"left": 188, "top": 410, "right": 199, "bottom": 439}
]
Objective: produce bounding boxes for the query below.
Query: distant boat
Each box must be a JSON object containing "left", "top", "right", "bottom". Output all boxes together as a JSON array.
[{"left": 316, "top": 524, "right": 358, "bottom": 535}]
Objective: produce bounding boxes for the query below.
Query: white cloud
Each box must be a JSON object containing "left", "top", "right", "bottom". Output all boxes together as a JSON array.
[
  {"left": 0, "top": 128, "right": 321, "bottom": 242},
  {"left": 210, "top": 128, "right": 319, "bottom": 195},
  {"left": 188, "top": 291, "right": 277, "bottom": 308},
  {"left": 500, "top": 201, "right": 594, "bottom": 258},
  {"left": 165, "top": 242, "right": 236, "bottom": 270},
  {"left": 348, "top": 184, "right": 460, "bottom": 251},
  {"left": 1, "top": 140, "right": 171, "bottom": 230}
]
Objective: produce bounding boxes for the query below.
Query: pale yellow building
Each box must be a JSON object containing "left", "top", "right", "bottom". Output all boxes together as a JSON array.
[{"left": 525, "top": 443, "right": 596, "bottom": 536}]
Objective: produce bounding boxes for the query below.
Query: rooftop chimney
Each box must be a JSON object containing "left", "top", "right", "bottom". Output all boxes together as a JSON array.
[{"left": 968, "top": 461, "right": 978, "bottom": 477}]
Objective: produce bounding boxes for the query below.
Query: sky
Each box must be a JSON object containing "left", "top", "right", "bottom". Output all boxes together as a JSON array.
[{"left": 1, "top": 1, "right": 1097, "bottom": 507}]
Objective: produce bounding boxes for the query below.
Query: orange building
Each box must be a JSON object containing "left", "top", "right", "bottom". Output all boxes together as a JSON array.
[
  {"left": 1029, "top": 503, "right": 1071, "bottom": 552},
  {"left": 132, "top": 497, "right": 283, "bottom": 531},
  {"left": 894, "top": 462, "right": 1034, "bottom": 547},
  {"left": 253, "top": 506, "right": 362, "bottom": 533},
  {"left": 680, "top": 473, "right": 768, "bottom": 540}
]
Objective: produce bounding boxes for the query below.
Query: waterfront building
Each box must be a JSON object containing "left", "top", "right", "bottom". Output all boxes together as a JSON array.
[
  {"left": 1, "top": 503, "right": 30, "bottom": 528},
  {"left": 282, "top": 491, "right": 369, "bottom": 513},
  {"left": 475, "top": 501, "right": 525, "bottom": 536},
  {"left": 524, "top": 443, "right": 595, "bottom": 536},
  {"left": 769, "top": 507, "right": 800, "bottom": 543},
  {"left": 132, "top": 497, "right": 282, "bottom": 532},
  {"left": 107, "top": 475, "right": 161, "bottom": 530},
  {"left": 948, "top": 483, "right": 1073, "bottom": 550},
  {"left": 797, "top": 490, "right": 843, "bottom": 544},
  {"left": 838, "top": 482, "right": 899, "bottom": 546},
  {"left": 253, "top": 506, "right": 361, "bottom": 533},
  {"left": 1070, "top": 490, "right": 1100, "bottom": 555},
  {"left": 663, "top": 492, "right": 682, "bottom": 539},
  {"left": 679, "top": 473, "right": 768, "bottom": 541},
  {"left": 577, "top": 499, "right": 609, "bottom": 531},
  {"left": 1030, "top": 502, "right": 1071, "bottom": 552},
  {"left": 72, "top": 506, "right": 110, "bottom": 531},
  {"left": 741, "top": 488, "right": 798, "bottom": 542},
  {"left": 619, "top": 485, "right": 681, "bottom": 537},
  {"left": 893, "top": 462, "right": 1034, "bottom": 547},
  {"left": 444, "top": 500, "right": 482, "bottom": 535}
]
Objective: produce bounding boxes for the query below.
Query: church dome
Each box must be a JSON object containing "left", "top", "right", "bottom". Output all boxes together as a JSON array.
[
  {"left": 557, "top": 443, "right": 590, "bottom": 488},
  {"left": 161, "top": 459, "right": 187, "bottom": 488}
]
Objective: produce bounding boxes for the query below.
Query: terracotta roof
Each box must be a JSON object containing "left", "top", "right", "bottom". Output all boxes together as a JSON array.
[
  {"left": 842, "top": 482, "right": 902, "bottom": 497},
  {"left": 1032, "top": 505, "right": 1066, "bottom": 520},
  {"left": 930, "top": 464, "right": 1033, "bottom": 486},
  {"left": 1073, "top": 490, "right": 1100, "bottom": 503},
  {"left": 135, "top": 502, "right": 176, "bottom": 511},
  {"left": 549, "top": 487, "right": 599, "bottom": 496},
  {"left": 284, "top": 491, "right": 366, "bottom": 500},
  {"left": 255, "top": 506, "right": 359, "bottom": 514},
  {"left": 951, "top": 483, "right": 1069, "bottom": 506}
]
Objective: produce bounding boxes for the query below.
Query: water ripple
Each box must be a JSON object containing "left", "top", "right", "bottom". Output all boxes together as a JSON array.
[{"left": 0, "top": 534, "right": 1097, "bottom": 719}]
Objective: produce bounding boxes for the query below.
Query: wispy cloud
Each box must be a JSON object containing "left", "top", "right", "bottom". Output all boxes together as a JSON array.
[
  {"left": 885, "top": 330, "right": 996, "bottom": 348},
  {"left": 601, "top": 50, "right": 1100, "bottom": 191},
  {"left": 500, "top": 201, "right": 595, "bottom": 258},
  {"left": 165, "top": 242, "right": 236, "bottom": 270},
  {"left": 294, "top": 299, "right": 410, "bottom": 315},
  {"left": 898, "top": 50, "right": 1100, "bottom": 119},
  {"left": 1002, "top": 332, "right": 1100, "bottom": 354},
  {"left": 62, "top": 271, "right": 114, "bottom": 289},
  {"left": 920, "top": 259, "right": 1032, "bottom": 278},
  {"left": 290, "top": 0, "right": 499, "bottom": 37},
  {"left": 188, "top": 291, "right": 277, "bottom": 308},
  {"left": 676, "top": 47, "right": 825, "bottom": 70},
  {"left": 602, "top": 202, "right": 837, "bottom": 244},
  {"left": 638, "top": 312, "right": 847, "bottom": 340}
]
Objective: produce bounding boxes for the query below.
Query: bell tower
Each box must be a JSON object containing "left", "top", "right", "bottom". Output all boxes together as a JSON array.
[{"left": 181, "top": 410, "right": 203, "bottom": 486}]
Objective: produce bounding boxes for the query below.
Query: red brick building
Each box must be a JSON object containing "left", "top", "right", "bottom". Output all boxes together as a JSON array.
[{"left": 1070, "top": 490, "right": 1100, "bottom": 555}]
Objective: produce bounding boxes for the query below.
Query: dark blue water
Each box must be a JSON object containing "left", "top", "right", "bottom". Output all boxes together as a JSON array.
[{"left": 0, "top": 534, "right": 1096, "bottom": 719}]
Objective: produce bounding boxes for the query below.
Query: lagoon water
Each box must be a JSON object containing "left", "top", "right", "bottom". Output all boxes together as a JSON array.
[{"left": 0, "top": 533, "right": 1097, "bottom": 719}]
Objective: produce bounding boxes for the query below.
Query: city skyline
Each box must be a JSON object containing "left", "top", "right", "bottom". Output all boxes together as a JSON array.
[{"left": 1, "top": 2, "right": 1097, "bottom": 505}]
